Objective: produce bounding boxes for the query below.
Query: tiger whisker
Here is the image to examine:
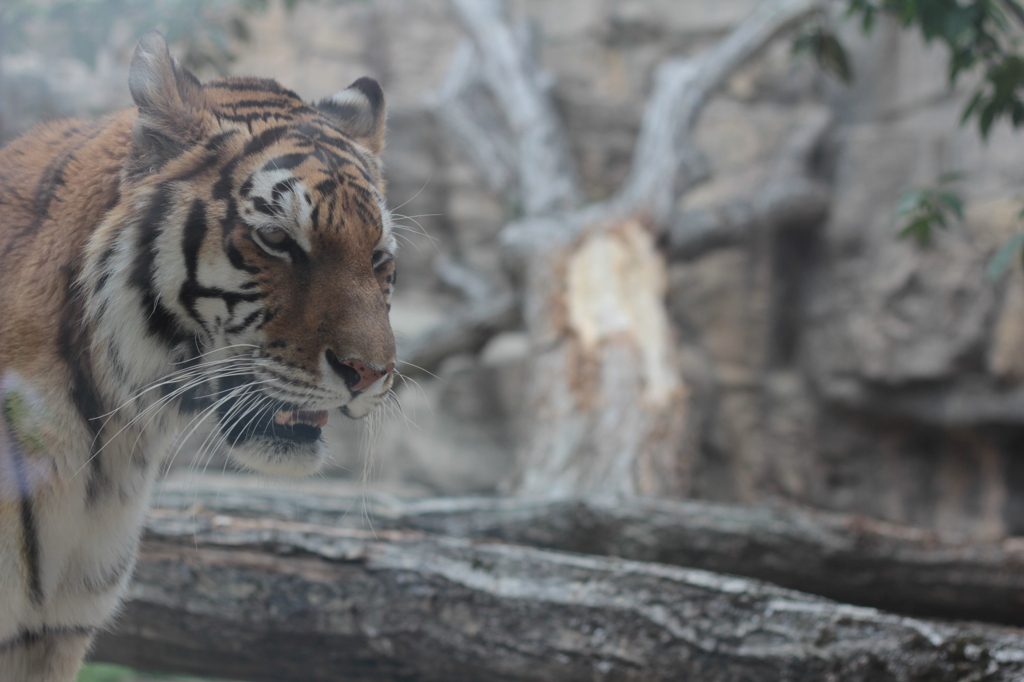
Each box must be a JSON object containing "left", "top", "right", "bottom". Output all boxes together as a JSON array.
[
  {"left": 96, "top": 365, "right": 260, "bottom": 461},
  {"left": 386, "top": 174, "right": 433, "bottom": 214},
  {"left": 186, "top": 391, "right": 273, "bottom": 487},
  {"left": 76, "top": 366, "right": 262, "bottom": 480},
  {"left": 162, "top": 377, "right": 279, "bottom": 474}
]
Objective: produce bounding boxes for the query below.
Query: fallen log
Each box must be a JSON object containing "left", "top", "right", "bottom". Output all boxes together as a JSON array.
[
  {"left": 151, "top": 476, "right": 1024, "bottom": 627},
  {"left": 92, "top": 503, "right": 1024, "bottom": 682}
]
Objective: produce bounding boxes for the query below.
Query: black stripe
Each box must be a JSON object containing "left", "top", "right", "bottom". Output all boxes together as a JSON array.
[
  {"left": 6, "top": 435, "right": 42, "bottom": 604},
  {"left": 220, "top": 198, "right": 261, "bottom": 276},
  {"left": 169, "top": 338, "right": 213, "bottom": 415},
  {"left": 178, "top": 199, "right": 210, "bottom": 333},
  {"left": 226, "top": 97, "right": 299, "bottom": 110},
  {"left": 309, "top": 146, "right": 348, "bottom": 172},
  {"left": 92, "top": 242, "right": 116, "bottom": 296},
  {"left": 178, "top": 200, "right": 264, "bottom": 324},
  {"left": 271, "top": 178, "right": 298, "bottom": 208},
  {"left": 243, "top": 126, "right": 289, "bottom": 156},
  {"left": 0, "top": 626, "right": 96, "bottom": 654},
  {"left": 225, "top": 308, "right": 263, "bottom": 335},
  {"left": 314, "top": 178, "right": 337, "bottom": 195},
  {"left": 128, "top": 187, "right": 172, "bottom": 291},
  {"left": 211, "top": 127, "right": 289, "bottom": 202},
  {"left": 252, "top": 196, "right": 278, "bottom": 216},
  {"left": 129, "top": 187, "right": 189, "bottom": 346},
  {"left": 55, "top": 268, "right": 108, "bottom": 506},
  {"left": 214, "top": 110, "right": 297, "bottom": 125},
  {"left": 1, "top": 123, "right": 102, "bottom": 260},
  {"left": 32, "top": 123, "right": 102, "bottom": 220},
  {"left": 263, "top": 153, "right": 307, "bottom": 172},
  {"left": 80, "top": 552, "right": 135, "bottom": 594},
  {"left": 204, "top": 130, "right": 239, "bottom": 151},
  {"left": 294, "top": 122, "right": 360, "bottom": 157},
  {"left": 206, "top": 78, "right": 299, "bottom": 97},
  {"left": 310, "top": 204, "right": 321, "bottom": 232}
]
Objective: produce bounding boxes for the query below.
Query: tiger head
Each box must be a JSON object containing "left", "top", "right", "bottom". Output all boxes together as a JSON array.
[{"left": 103, "top": 32, "right": 397, "bottom": 475}]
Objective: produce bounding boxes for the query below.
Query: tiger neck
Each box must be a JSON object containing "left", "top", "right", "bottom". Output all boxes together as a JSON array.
[{"left": 78, "top": 211, "right": 210, "bottom": 474}]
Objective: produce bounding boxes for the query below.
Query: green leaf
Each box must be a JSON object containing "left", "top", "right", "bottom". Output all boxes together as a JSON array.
[
  {"left": 895, "top": 189, "right": 926, "bottom": 216},
  {"left": 987, "top": 232, "right": 1024, "bottom": 280},
  {"left": 862, "top": 7, "right": 876, "bottom": 33},
  {"left": 820, "top": 33, "right": 855, "bottom": 83},
  {"left": 937, "top": 190, "right": 964, "bottom": 219},
  {"left": 899, "top": 216, "right": 935, "bottom": 245},
  {"left": 962, "top": 89, "right": 985, "bottom": 124},
  {"left": 980, "top": 100, "right": 998, "bottom": 138}
]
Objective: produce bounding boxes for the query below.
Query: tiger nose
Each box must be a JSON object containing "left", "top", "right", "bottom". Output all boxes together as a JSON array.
[{"left": 326, "top": 350, "right": 394, "bottom": 393}]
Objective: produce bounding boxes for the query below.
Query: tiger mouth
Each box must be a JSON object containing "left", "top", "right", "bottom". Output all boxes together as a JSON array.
[
  {"left": 273, "top": 409, "right": 329, "bottom": 429},
  {"left": 222, "top": 400, "right": 328, "bottom": 447},
  {"left": 213, "top": 371, "right": 332, "bottom": 447}
]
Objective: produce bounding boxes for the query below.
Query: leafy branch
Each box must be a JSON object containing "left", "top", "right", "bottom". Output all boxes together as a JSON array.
[
  {"left": 845, "top": 0, "right": 1024, "bottom": 141},
  {"left": 797, "top": 0, "right": 1024, "bottom": 269},
  {"left": 894, "top": 173, "right": 965, "bottom": 245}
]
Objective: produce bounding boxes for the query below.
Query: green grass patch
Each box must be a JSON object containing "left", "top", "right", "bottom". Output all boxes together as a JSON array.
[
  {"left": 77, "top": 663, "right": 242, "bottom": 682},
  {"left": 77, "top": 664, "right": 135, "bottom": 682}
]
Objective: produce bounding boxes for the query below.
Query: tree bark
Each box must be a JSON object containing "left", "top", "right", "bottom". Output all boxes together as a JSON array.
[
  {"left": 511, "top": 217, "right": 692, "bottom": 497},
  {"left": 91, "top": 501, "right": 1024, "bottom": 682},
  {"left": 151, "top": 476, "right": 1024, "bottom": 627}
]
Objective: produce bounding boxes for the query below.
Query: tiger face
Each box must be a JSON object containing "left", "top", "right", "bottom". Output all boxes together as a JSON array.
[{"left": 91, "top": 32, "right": 398, "bottom": 475}]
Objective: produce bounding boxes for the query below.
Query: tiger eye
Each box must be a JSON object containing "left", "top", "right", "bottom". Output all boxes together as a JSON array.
[{"left": 261, "top": 227, "right": 290, "bottom": 247}]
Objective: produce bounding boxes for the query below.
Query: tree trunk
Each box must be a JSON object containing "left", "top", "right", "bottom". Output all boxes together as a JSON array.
[
  {"left": 514, "top": 219, "right": 691, "bottom": 496},
  {"left": 422, "top": 0, "right": 828, "bottom": 496},
  {"left": 91, "top": 499, "right": 1024, "bottom": 682}
]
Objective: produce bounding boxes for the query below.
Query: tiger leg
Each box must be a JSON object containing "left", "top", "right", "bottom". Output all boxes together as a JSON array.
[{"left": 0, "top": 631, "right": 93, "bottom": 682}]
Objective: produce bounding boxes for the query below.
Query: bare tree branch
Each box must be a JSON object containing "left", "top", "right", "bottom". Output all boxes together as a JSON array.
[
  {"left": 397, "top": 292, "right": 519, "bottom": 377},
  {"left": 615, "top": 0, "right": 826, "bottom": 225},
  {"left": 428, "top": 39, "right": 517, "bottom": 195},
  {"left": 501, "top": 0, "right": 827, "bottom": 252},
  {"left": 667, "top": 107, "right": 834, "bottom": 260},
  {"left": 433, "top": 253, "right": 499, "bottom": 305},
  {"left": 448, "top": 0, "right": 582, "bottom": 216}
]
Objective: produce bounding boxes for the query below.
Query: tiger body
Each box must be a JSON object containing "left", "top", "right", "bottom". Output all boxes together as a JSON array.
[{"left": 0, "top": 33, "right": 397, "bottom": 681}]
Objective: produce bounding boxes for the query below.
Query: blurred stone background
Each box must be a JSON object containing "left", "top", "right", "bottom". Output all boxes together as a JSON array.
[{"left": 5, "top": 0, "right": 1024, "bottom": 537}]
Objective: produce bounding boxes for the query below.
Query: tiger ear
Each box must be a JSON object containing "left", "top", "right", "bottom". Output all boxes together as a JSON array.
[
  {"left": 128, "top": 31, "right": 207, "bottom": 160},
  {"left": 317, "top": 77, "right": 387, "bottom": 155}
]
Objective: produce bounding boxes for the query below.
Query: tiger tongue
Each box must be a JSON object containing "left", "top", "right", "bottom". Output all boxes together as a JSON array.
[{"left": 273, "top": 410, "right": 328, "bottom": 428}]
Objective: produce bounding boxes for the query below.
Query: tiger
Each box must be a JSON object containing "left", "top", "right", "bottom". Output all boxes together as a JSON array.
[{"left": 0, "top": 31, "right": 397, "bottom": 681}]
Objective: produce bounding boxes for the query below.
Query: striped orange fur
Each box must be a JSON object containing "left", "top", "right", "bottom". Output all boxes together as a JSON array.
[{"left": 0, "top": 32, "right": 396, "bottom": 680}]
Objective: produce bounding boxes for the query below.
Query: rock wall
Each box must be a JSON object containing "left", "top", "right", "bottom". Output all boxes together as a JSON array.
[{"left": 5, "top": 0, "right": 1024, "bottom": 534}]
